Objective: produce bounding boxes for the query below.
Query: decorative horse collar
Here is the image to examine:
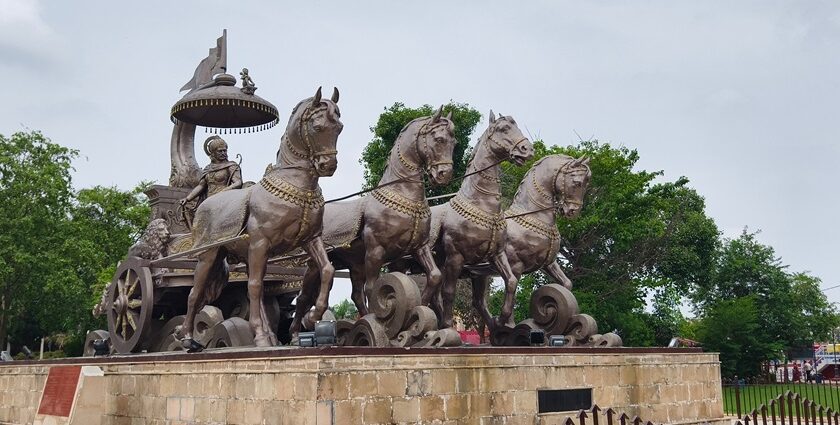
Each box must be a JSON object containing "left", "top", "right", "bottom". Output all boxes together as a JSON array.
[
  {"left": 451, "top": 195, "right": 506, "bottom": 230},
  {"left": 259, "top": 172, "right": 324, "bottom": 209}
]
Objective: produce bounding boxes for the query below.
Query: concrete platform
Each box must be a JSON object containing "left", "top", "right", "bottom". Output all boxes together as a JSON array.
[{"left": 0, "top": 346, "right": 725, "bottom": 425}]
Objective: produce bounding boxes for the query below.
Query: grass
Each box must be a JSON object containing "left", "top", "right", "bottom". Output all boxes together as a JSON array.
[{"left": 723, "top": 383, "right": 840, "bottom": 416}]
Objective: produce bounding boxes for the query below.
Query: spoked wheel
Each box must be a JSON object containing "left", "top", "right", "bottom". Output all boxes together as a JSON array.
[{"left": 106, "top": 259, "right": 154, "bottom": 354}]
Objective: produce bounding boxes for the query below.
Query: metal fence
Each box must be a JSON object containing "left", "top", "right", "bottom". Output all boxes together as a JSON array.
[
  {"left": 724, "top": 382, "right": 840, "bottom": 417},
  {"left": 557, "top": 404, "right": 664, "bottom": 425},
  {"left": 730, "top": 389, "right": 840, "bottom": 425}
]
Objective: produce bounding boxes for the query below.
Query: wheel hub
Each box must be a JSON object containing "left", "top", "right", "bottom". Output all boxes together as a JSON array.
[{"left": 115, "top": 293, "right": 128, "bottom": 316}]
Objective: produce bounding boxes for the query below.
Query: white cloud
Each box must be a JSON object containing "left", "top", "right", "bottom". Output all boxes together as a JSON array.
[{"left": 0, "top": 0, "right": 57, "bottom": 66}]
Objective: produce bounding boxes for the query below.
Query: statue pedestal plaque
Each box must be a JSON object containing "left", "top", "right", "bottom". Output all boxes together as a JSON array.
[{"left": 33, "top": 365, "right": 105, "bottom": 425}]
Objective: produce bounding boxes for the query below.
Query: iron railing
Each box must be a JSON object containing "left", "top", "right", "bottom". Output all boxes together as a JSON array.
[{"left": 731, "top": 390, "right": 840, "bottom": 425}]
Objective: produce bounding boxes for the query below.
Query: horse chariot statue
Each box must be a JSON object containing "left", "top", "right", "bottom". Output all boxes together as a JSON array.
[{"left": 88, "top": 31, "right": 621, "bottom": 356}]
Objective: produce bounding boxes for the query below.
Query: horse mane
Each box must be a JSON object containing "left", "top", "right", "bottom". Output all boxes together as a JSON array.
[{"left": 467, "top": 115, "right": 510, "bottom": 165}]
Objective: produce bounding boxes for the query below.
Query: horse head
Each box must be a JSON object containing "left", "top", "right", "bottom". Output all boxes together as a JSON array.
[
  {"left": 554, "top": 156, "right": 591, "bottom": 218},
  {"left": 482, "top": 110, "right": 534, "bottom": 166},
  {"left": 284, "top": 86, "right": 343, "bottom": 176},
  {"left": 415, "top": 106, "right": 456, "bottom": 186}
]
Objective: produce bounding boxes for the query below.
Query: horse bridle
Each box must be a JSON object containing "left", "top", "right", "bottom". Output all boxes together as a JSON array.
[
  {"left": 294, "top": 102, "right": 338, "bottom": 170},
  {"left": 530, "top": 158, "right": 585, "bottom": 213},
  {"left": 484, "top": 118, "right": 529, "bottom": 161},
  {"left": 396, "top": 118, "right": 454, "bottom": 179},
  {"left": 555, "top": 160, "right": 586, "bottom": 212}
]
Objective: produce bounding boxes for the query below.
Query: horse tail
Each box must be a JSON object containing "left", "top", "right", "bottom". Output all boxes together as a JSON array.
[{"left": 204, "top": 250, "right": 229, "bottom": 304}]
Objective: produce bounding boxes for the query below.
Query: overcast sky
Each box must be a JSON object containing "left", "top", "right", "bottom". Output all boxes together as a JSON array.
[{"left": 2, "top": 1, "right": 838, "bottom": 306}]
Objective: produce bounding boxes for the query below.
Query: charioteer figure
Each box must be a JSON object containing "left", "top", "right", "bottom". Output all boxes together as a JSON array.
[{"left": 179, "top": 136, "right": 243, "bottom": 226}]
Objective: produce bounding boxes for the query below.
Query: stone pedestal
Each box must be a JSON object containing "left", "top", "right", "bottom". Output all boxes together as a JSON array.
[{"left": 0, "top": 347, "right": 725, "bottom": 425}]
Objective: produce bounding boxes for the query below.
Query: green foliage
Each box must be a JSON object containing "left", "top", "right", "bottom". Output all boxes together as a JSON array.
[
  {"left": 0, "top": 130, "right": 150, "bottom": 356},
  {"left": 331, "top": 299, "right": 358, "bottom": 320},
  {"left": 360, "top": 102, "right": 482, "bottom": 202},
  {"left": 488, "top": 274, "right": 543, "bottom": 325},
  {"left": 692, "top": 230, "right": 840, "bottom": 376},
  {"left": 642, "top": 286, "right": 689, "bottom": 346},
  {"left": 696, "top": 296, "right": 777, "bottom": 377},
  {"left": 0, "top": 130, "right": 78, "bottom": 351}
]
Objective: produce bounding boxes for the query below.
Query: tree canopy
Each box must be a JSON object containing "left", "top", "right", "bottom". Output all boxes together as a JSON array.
[
  {"left": 0, "top": 131, "right": 149, "bottom": 355},
  {"left": 689, "top": 230, "right": 839, "bottom": 376}
]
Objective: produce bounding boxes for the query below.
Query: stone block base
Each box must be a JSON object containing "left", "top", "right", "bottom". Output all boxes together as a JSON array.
[{"left": 0, "top": 346, "right": 724, "bottom": 424}]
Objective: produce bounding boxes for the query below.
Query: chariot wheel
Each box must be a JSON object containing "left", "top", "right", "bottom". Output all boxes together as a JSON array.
[{"left": 106, "top": 259, "right": 154, "bottom": 354}]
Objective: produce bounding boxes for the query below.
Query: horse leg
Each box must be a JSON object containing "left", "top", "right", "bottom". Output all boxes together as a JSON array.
[
  {"left": 182, "top": 247, "right": 219, "bottom": 351},
  {"left": 289, "top": 265, "right": 320, "bottom": 336},
  {"left": 348, "top": 263, "right": 366, "bottom": 318},
  {"left": 360, "top": 243, "right": 385, "bottom": 317},
  {"left": 439, "top": 251, "right": 464, "bottom": 329},
  {"left": 544, "top": 261, "right": 573, "bottom": 289},
  {"left": 304, "top": 236, "right": 335, "bottom": 320},
  {"left": 259, "top": 297, "right": 278, "bottom": 346},
  {"left": 492, "top": 252, "right": 519, "bottom": 328},
  {"left": 415, "top": 244, "right": 442, "bottom": 305},
  {"left": 470, "top": 275, "right": 494, "bottom": 331},
  {"left": 246, "top": 236, "right": 272, "bottom": 347}
]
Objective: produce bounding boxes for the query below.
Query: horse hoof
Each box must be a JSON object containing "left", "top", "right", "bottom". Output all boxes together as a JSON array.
[
  {"left": 254, "top": 334, "right": 273, "bottom": 347},
  {"left": 182, "top": 338, "right": 205, "bottom": 353}
]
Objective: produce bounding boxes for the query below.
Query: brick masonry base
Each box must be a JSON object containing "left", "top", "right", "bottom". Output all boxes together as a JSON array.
[{"left": 0, "top": 347, "right": 724, "bottom": 425}]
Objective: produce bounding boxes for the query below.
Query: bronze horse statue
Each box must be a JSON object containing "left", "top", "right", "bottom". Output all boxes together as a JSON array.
[
  {"left": 289, "top": 107, "right": 457, "bottom": 334},
  {"left": 470, "top": 154, "right": 591, "bottom": 334},
  {"left": 422, "top": 111, "right": 533, "bottom": 329},
  {"left": 181, "top": 87, "right": 343, "bottom": 349}
]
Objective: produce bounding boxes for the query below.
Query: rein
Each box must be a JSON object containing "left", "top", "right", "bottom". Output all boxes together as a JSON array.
[{"left": 324, "top": 157, "right": 504, "bottom": 204}]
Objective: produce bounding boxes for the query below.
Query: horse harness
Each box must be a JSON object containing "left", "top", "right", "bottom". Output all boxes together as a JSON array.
[
  {"left": 448, "top": 120, "right": 530, "bottom": 258},
  {"left": 450, "top": 195, "right": 507, "bottom": 260},
  {"left": 373, "top": 118, "right": 451, "bottom": 249},
  {"left": 504, "top": 204, "right": 560, "bottom": 268},
  {"left": 258, "top": 102, "right": 335, "bottom": 245},
  {"left": 396, "top": 119, "right": 454, "bottom": 174},
  {"left": 469, "top": 120, "right": 529, "bottom": 195},
  {"left": 530, "top": 158, "right": 584, "bottom": 213}
]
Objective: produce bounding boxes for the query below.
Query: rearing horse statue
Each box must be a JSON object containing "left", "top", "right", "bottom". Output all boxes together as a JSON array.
[
  {"left": 470, "top": 154, "right": 591, "bottom": 336},
  {"left": 423, "top": 111, "right": 533, "bottom": 329},
  {"left": 181, "top": 87, "right": 343, "bottom": 349},
  {"left": 290, "top": 107, "right": 457, "bottom": 334}
]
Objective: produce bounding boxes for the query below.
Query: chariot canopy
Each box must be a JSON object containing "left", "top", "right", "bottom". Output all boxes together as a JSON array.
[{"left": 170, "top": 29, "right": 279, "bottom": 134}]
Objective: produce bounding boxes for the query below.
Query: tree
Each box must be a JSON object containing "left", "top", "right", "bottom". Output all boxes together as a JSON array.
[
  {"left": 360, "top": 102, "right": 482, "bottom": 202},
  {"left": 0, "top": 130, "right": 152, "bottom": 355},
  {"left": 0, "top": 131, "right": 77, "bottom": 350},
  {"left": 331, "top": 299, "right": 358, "bottom": 320},
  {"left": 696, "top": 296, "right": 777, "bottom": 377},
  {"left": 788, "top": 272, "right": 839, "bottom": 344},
  {"left": 692, "top": 230, "right": 840, "bottom": 375}
]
